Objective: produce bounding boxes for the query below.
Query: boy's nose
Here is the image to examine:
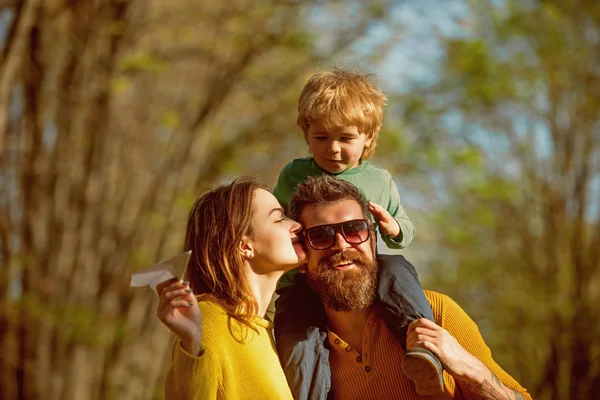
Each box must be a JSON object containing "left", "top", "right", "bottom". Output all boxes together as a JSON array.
[{"left": 328, "top": 141, "right": 341, "bottom": 153}]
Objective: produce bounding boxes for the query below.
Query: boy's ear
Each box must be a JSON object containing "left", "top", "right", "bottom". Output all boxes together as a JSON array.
[
  {"left": 238, "top": 235, "right": 255, "bottom": 259},
  {"left": 364, "top": 130, "right": 377, "bottom": 148}
]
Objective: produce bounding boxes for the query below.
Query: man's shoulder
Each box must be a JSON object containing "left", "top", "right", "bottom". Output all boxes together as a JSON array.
[
  {"left": 423, "top": 290, "right": 476, "bottom": 331},
  {"left": 423, "top": 290, "right": 454, "bottom": 306}
]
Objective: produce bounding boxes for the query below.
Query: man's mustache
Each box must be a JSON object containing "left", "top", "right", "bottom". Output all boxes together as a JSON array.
[{"left": 320, "top": 250, "right": 367, "bottom": 268}]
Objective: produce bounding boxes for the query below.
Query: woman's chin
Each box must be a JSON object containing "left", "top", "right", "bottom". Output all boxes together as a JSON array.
[{"left": 293, "top": 244, "right": 307, "bottom": 265}]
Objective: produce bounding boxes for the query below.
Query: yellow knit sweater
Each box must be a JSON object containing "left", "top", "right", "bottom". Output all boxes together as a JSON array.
[{"left": 164, "top": 301, "right": 293, "bottom": 400}]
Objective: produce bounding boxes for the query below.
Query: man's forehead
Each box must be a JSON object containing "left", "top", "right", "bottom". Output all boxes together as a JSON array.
[{"left": 299, "top": 200, "right": 364, "bottom": 228}]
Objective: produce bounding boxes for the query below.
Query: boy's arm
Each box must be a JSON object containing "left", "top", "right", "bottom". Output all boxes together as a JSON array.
[{"left": 381, "top": 174, "right": 415, "bottom": 249}]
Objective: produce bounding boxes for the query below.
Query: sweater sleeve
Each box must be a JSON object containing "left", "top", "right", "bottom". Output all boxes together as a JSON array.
[
  {"left": 426, "top": 292, "right": 532, "bottom": 400},
  {"left": 381, "top": 174, "right": 416, "bottom": 249},
  {"left": 273, "top": 163, "right": 295, "bottom": 212},
  {"left": 164, "top": 340, "right": 220, "bottom": 400}
]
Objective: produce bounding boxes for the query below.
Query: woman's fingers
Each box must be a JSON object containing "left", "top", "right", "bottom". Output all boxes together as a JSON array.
[
  {"left": 156, "top": 277, "right": 180, "bottom": 296},
  {"left": 164, "top": 287, "right": 193, "bottom": 300},
  {"left": 157, "top": 281, "right": 193, "bottom": 314},
  {"left": 157, "top": 297, "right": 195, "bottom": 321},
  {"left": 168, "top": 298, "right": 194, "bottom": 309}
]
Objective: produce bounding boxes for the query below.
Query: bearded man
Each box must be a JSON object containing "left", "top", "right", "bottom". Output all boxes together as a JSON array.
[{"left": 274, "top": 175, "right": 531, "bottom": 400}]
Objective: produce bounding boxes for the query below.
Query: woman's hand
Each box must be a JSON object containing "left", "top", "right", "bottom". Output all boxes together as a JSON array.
[{"left": 156, "top": 278, "right": 203, "bottom": 356}]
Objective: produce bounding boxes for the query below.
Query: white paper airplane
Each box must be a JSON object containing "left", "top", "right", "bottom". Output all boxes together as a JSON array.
[{"left": 130, "top": 250, "right": 192, "bottom": 293}]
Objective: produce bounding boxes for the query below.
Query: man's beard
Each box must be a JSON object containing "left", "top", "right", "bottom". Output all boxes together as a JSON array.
[{"left": 305, "top": 250, "right": 378, "bottom": 312}]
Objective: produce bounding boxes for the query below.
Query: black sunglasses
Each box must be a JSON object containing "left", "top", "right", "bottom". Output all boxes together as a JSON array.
[{"left": 303, "top": 219, "right": 373, "bottom": 250}]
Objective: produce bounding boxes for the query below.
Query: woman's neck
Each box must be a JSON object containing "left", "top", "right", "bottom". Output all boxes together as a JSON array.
[{"left": 243, "top": 263, "right": 283, "bottom": 318}]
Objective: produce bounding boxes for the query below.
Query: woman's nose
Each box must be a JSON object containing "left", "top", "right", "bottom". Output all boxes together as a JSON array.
[{"left": 290, "top": 220, "right": 302, "bottom": 233}]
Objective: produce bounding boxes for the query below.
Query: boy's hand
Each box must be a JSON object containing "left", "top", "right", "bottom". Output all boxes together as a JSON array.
[{"left": 369, "top": 201, "right": 401, "bottom": 239}]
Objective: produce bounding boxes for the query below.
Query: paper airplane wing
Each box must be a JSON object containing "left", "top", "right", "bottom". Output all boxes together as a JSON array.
[{"left": 130, "top": 250, "right": 192, "bottom": 291}]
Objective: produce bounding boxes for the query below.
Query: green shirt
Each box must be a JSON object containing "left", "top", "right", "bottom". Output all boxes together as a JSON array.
[{"left": 273, "top": 157, "right": 415, "bottom": 250}]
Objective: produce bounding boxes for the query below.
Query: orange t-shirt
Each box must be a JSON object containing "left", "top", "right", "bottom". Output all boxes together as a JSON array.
[{"left": 327, "top": 291, "right": 532, "bottom": 400}]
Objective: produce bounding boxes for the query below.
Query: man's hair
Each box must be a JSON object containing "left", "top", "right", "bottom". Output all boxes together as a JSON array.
[
  {"left": 297, "top": 68, "right": 387, "bottom": 159},
  {"left": 289, "top": 175, "right": 370, "bottom": 223},
  {"left": 184, "top": 176, "right": 268, "bottom": 329}
]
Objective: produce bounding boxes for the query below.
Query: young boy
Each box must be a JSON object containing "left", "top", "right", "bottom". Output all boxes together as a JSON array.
[
  {"left": 273, "top": 69, "right": 445, "bottom": 397},
  {"left": 273, "top": 69, "right": 414, "bottom": 250}
]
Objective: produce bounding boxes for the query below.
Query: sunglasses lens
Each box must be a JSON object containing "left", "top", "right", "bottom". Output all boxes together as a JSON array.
[
  {"left": 307, "top": 226, "right": 335, "bottom": 250},
  {"left": 342, "top": 220, "right": 370, "bottom": 243}
]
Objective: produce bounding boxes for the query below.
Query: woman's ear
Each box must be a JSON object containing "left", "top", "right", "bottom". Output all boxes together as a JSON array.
[{"left": 238, "top": 236, "right": 255, "bottom": 260}]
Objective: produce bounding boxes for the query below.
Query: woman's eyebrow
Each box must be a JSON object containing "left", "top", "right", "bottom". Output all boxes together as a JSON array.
[{"left": 269, "top": 207, "right": 285, "bottom": 216}]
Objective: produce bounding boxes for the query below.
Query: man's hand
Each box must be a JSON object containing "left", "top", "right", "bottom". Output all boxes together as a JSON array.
[
  {"left": 368, "top": 201, "right": 401, "bottom": 238},
  {"left": 407, "top": 319, "right": 527, "bottom": 400},
  {"left": 157, "top": 278, "right": 203, "bottom": 356},
  {"left": 407, "top": 318, "right": 485, "bottom": 381}
]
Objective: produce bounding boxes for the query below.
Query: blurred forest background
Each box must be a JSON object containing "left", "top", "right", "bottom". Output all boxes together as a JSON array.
[{"left": 1, "top": 0, "right": 599, "bottom": 399}]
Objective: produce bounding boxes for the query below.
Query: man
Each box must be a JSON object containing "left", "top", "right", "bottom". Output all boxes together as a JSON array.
[{"left": 274, "top": 175, "right": 531, "bottom": 400}]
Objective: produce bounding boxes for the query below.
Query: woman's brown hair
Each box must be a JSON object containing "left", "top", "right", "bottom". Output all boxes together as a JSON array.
[{"left": 184, "top": 176, "right": 268, "bottom": 327}]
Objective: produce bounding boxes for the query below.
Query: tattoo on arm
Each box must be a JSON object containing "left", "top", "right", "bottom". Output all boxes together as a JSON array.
[
  {"left": 513, "top": 391, "right": 525, "bottom": 400},
  {"left": 469, "top": 373, "right": 526, "bottom": 400},
  {"left": 471, "top": 379, "right": 511, "bottom": 400}
]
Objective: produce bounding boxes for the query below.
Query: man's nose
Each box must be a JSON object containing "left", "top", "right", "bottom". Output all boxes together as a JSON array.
[{"left": 331, "top": 231, "right": 351, "bottom": 250}]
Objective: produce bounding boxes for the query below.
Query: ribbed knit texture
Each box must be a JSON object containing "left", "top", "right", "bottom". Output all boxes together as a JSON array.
[
  {"left": 164, "top": 301, "right": 293, "bottom": 400},
  {"left": 328, "top": 290, "right": 532, "bottom": 400}
]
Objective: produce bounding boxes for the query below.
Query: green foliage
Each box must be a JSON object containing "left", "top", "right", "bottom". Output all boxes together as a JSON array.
[
  {"left": 159, "top": 111, "right": 181, "bottom": 129},
  {"left": 395, "top": 2, "right": 600, "bottom": 398},
  {"left": 120, "top": 51, "right": 167, "bottom": 74}
]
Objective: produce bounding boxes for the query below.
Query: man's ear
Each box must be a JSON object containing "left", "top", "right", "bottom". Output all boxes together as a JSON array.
[
  {"left": 238, "top": 235, "right": 254, "bottom": 260},
  {"left": 298, "top": 263, "right": 307, "bottom": 273}
]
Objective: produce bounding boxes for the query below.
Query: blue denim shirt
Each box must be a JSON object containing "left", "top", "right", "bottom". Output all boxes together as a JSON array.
[{"left": 274, "top": 255, "right": 433, "bottom": 400}]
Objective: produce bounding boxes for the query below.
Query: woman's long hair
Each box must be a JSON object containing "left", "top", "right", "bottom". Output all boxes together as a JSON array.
[{"left": 184, "top": 176, "right": 268, "bottom": 327}]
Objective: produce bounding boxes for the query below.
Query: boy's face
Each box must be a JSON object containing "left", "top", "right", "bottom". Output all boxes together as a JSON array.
[{"left": 306, "top": 120, "right": 373, "bottom": 174}]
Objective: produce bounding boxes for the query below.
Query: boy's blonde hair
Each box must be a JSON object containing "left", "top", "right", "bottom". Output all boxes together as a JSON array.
[{"left": 297, "top": 68, "right": 387, "bottom": 159}]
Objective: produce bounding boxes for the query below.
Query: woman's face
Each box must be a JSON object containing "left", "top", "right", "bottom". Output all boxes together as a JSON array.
[{"left": 248, "top": 189, "right": 306, "bottom": 273}]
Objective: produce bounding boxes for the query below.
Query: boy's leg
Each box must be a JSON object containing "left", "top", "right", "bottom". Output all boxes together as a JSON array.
[{"left": 377, "top": 254, "right": 444, "bottom": 396}]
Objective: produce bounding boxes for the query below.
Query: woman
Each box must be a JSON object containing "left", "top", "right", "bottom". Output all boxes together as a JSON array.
[{"left": 156, "top": 177, "right": 305, "bottom": 400}]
